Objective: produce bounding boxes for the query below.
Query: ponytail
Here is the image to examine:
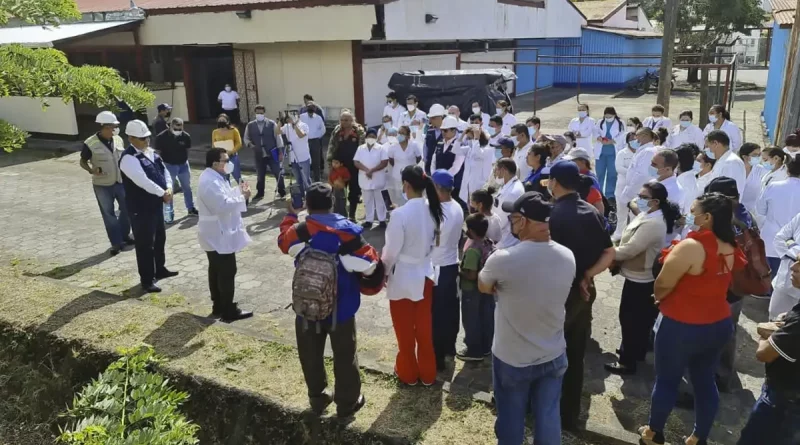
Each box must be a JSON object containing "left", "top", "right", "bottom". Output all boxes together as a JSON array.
[
  {"left": 643, "top": 182, "right": 679, "bottom": 234},
  {"left": 424, "top": 176, "right": 444, "bottom": 228}
]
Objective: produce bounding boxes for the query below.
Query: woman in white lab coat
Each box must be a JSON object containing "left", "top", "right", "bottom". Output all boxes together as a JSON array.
[
  {"left": 381, "top": 165, "right": 443, "bottom": 386},
  {"left": 496, "top": 99, "right": 517, "bottom": 136},
  {"left": 387, "top": 126, "right": 422, "bottom": 208},
  {"left": 770, "top": 212, "right": 800, "bottom": 319},
  {"left": 457, "top": 126, "right": 494, "bottom": 206},
  {"left": 197, "top": 148, "right": 253, "bottom": 321},
  {"left": 666, "top": 110, "right": 705, "bottom": 149},
  {"left": 612, "top": 132, "right": 639, "bottom": 242},
  {"left": 738, "top": 143, "right": 767, "bottom": 213},
  {"left": 594, "top": 106, "right": 627, "bottom": 199},
  {"left": 568, "top": 103, "right": 596, "bottom": 154},
  {"left": 756, "top": 154, "right": 800, "bottom": 284},
  {"left": 761, "top": 147, "right": 790, "bottom": 189},
  {"left": 695, "top": 151, "right": 716, "bottom": 193},
  {"left": 703, "top": 104, "right": 742, "bottom": 153}
]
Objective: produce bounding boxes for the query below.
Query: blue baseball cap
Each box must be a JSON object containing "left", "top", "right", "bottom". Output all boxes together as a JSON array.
[
  {"left": 498, "top": 137, "right": 516, "bottom": 149},
  {"left": 432, "top": 169, "right": 454, "bottom": 189},
  {"left": 549, "top": 160, "right": 581, "bottom": 186}
]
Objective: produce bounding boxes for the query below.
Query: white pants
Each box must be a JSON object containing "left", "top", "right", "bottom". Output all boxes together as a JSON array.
[
  {"left": 363, "top": 189, "right": 387, "bottom": 222},
  {"left": 388, "top": 187, "right": 406, "bottom": 208}
]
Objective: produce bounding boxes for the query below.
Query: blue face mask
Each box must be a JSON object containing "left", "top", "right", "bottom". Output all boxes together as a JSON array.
[
  {"left": 397, "top": 134, "right": 407, "bottom": 143},
  {"left": 635, "top": 197, "right": 651, "bottom": 211},
  {"left": 680, "top": 121, "right": 691, "bottom": 128},
  {"left": 703, "top": 148, "right": 716, "bottom": 160},
  {"left": 648, "top": 165, "right": 660, "bottom": 178},
  {"left": 528, "top": 126, "right": 535, "bottom": 137},
  {"left": 684, "top": 213, "right": 695, "bottom": 226},
  {"left": 383, "top": 122, "right": 392, "bottom": 130},
  {"left": 487, "top": 127, "right": 497, "bottom": 136},
  {"left": 630, "top": 140, "right": 641, "bottom": 150},
  {"left": 693, "top": 160, "right": 702, "bottom": 173},
  {"left": 749, "top": 156, "right": 761, "bottom": 167}
]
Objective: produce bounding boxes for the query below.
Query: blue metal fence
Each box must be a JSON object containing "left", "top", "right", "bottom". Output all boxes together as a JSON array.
[{"left": 764, "top": 23, "right": 790, "bottom": 144}]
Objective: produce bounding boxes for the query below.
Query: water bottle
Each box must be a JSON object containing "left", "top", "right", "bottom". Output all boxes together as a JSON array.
[{"left": 163, "top": 201, "right": 174, "bottom": 224}]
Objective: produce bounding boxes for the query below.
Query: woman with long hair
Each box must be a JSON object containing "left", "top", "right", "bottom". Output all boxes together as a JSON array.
[
  {"left": 695, "top": 151, "right": 717, "bottom": 192},
  {"left": 568, "top": 103, "right": 596, "bottom": 152},
  {"left": 703, "top": 104, "right": 742, "bottom": 153},
  {"left": 595, "top": 106, "right": 627, "bottom": 199},
  {"left": 381, "top": 165, "right": 444, "bottom": 386},
  {"left": 639, "top": 193, "right": 745, "bottom": 445},
  {"left": 523, "top": 142, "right": 551, "bottom": 196},
  {"left": 606, "top": 182, "right": 680, "bottom": 375},
  {"left": 761, "top": 147, "right": 789, "bottom": 189},
  {"left": 211, "top": 113, "right": 243, "bottom": 183},
  {"left": 738, "top": 142, "right": 767, "bottom": 212}
]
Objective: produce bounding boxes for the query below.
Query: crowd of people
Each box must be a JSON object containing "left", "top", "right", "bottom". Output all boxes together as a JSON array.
[{"left": 78, "top": 90, "right": 800, "bottom": 444}]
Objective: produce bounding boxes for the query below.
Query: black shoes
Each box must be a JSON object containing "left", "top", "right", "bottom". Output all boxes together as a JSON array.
[
  {"left": 337, "top": 394, "right": 366, "bottom": 418},
  {"left": 378, "top": 221, "right": 387, "bottom": 229},
  {"left": 310, "top": 391, "right": 333, "bottom": 415},
  {"left": 155, "top": 269, "right": 179, "bottom": 280},
  {"left": 123, "top": 237, "right": 135, "bottom": 246},
  {"left": 253, "top": 193, "right": 265, "bottom": 200},
  {"left": 110, "top": 246, "right": 123, "bottom": 256},
  {"left": 187, "top": 208, "right": 199, "bottom": 216},
  {"left": 220, "top": 308, "right": 254, "bottom": 323},
  {"left": 456, "top": 348, "right": 484, "bottom": 362},
  {"left": 362, "top": 222, "right": 373, "bottom": 229},
  {"left": 604, "top": 361, "right": 637, "bottom": 375},
  {"left": 143, "top": 283, "right": 162, "bottom": 293}
]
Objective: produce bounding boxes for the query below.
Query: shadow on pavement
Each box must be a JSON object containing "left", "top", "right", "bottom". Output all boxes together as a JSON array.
[
  {"left": 142, "top": 312, "right": 214, "bottom": 360},
  {"left": 30, "top": 251, "right": 114, "bottom": 280},
  {"left": 39, "top": 285, "right": 142, "bottom": 334},
  {"left": 0, "top": 148, "right": 73, "bottom": 169}
]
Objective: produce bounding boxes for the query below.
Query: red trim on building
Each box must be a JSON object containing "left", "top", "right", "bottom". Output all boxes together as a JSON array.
[{"left": 352, "top": 40, "right": 365, "bottom": 125}]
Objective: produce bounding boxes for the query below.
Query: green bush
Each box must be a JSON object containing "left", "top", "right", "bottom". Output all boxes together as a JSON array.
[{"left": 58, "top": 346, "right": 199, "bottom": 445}]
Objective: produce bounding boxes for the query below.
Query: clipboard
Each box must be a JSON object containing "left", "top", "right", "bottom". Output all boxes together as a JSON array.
[{"left": 214, "top": 140, "right": 234, "bottom": 153}]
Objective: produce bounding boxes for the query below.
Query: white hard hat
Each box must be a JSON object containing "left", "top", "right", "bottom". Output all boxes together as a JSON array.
[
  {"left": 428, "top": 103, "right": 446, "bottom": 118},
  {"left": 95, "top": 111, "right": 119, "bottom": 125},
  {"left": 125, "top": 119, "right": 151, "bottom": 138},
  {"left": 441, "top": 116, "right": 459, "bottom": 130}
]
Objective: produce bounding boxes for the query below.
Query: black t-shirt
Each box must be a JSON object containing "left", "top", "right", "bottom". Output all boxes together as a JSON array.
[
  {"left": 550, "top": 193, "right": 612, "bottom": 286},
  {"left": 766, "top": 303, "right": 800, "bottom": 393},
  {"left": 155, "top": 130, "right": 192, "bottom": 165},
  {"left": 80, "top": 133, "right": 113, "bottom": 161}
]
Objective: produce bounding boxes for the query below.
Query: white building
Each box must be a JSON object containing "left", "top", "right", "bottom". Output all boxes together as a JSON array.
[{"left": 570, "top": 0, "right": 655, "bottom": 32}]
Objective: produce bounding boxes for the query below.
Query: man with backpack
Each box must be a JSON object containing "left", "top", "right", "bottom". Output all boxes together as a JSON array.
[
  {"left": 457, "top": 213, "right": 496, "bottom": 362},
  {"left": 277, "top": 182, "right": 384, "bottom": 418}
]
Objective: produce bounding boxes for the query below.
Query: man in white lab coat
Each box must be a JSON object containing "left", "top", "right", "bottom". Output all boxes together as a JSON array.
[
  {"left": 706, "top": 130, "right": 746, "bottom": 197},
  {"left": 618, "top": 128, "right": 658, "bottom": 217},
  {"left": 197, "top": 147, "right": 254, "bottom": 322}
]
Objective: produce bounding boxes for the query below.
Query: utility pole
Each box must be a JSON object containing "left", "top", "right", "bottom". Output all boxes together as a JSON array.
[{"left": 657, "top": 0, "right": 680, "bottom": 114}]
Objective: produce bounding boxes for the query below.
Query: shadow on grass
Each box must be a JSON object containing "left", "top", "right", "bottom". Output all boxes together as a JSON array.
[
  {"left": 40, "top": 286, "right": 142, "bottom": 334},
  {"left": 366, "top": 381, "right": 444, "bottom": 443},
  {"left": 142, "top": 312, "right": 215, "bottom": 360},
  {"left": 28, "top": 251, "right": 114, "bottom": 281}
]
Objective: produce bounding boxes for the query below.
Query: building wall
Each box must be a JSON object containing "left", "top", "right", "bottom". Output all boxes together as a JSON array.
[
  {"left": 362, "top": 54, "right": 457, "bottom": 127},
  {"left": 0, "top": 97, "right": 78, "bottom": 136},
  {"left": 146, "top": 83, "right": 189, "bottom": 124},
  {"left": 138, "top": 6, "right": 374, "bottom": 45},
  {"left": 460, "top": 50, "right": 516, "bottom": 95},
  {"left": 764, "top": 23, "right": 791, "bottom": 143},
  {"left": 236, "top": 41, "right": 355, "bottom": 121},
  {"left": 382, "top": 0, "right": 584, "bottom": 41},
  {"left": 516, "top": 40, "right": 557, "bottom": 94},
  {"left": 604, "top": 7, "right": 638, "bottom": 29},
  {"left": 64, "top": 31, "right": 135, "bottom": 47}
]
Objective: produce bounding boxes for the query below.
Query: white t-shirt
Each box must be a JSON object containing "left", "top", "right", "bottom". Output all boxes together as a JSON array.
[
  {"left": 431, "top": 200, "right": 465, "bottom": 268},
  {"left": 282, "top": 122, "right": 311, "bottom": 163},
  {"left": 486, "top": 212, "right": 503, "bottom": 244},
  {"left": 387, "top": 141, "right": 422, "bottom": 184},
  {"left": 383, "top": 103, "right": 407, "bottom": 128},
  {"left": 218, "top": 90, "right": 239, "bottom": 110},
  {"left": 353, "top": 143, "right": 389, "bottom": 190}
]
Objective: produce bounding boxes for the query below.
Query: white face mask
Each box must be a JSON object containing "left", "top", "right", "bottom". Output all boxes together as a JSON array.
[
  {"left": 225, "top": 87, "right": 232, "bottom": 92},
  {"left": 407, "top": 104, "right": 416, "bottom": 112},
  {"left": 387, "top": 136, "right": 398, "bottom": 144},
  {"left": 112, "top": 127, "right": 120, "bottom": 136},
  {"left": 256, "top": 114, "right": 265, "bottom": 122},
  {"left": 708, "top": 114, "right": 718, "bottom": 123},
  {"left": 472, "top": 106, "right": 481, "bottom": 114},
  {"left": 626, "top": 126, "right": 635, "bottom": 133},
  {"left": 605, "top": 117, "right": 615, "bottom": 123},
  {"left": 578, "top": 111, "right": 588, "bottom": 118},
  {"left": 496, "top": 108, "right": 503, "bottom": 116},
  {"left": 171, "top": 130, "right": 182, "bottom": 136},
  {"left": 366, "top": 138, "right": 377, "bottom": 146},
  {"left": 494, "top": 176, "right": 505, "bottom": 186},
  {"left": 223, "top": 162, "right": 234, "bottom": 175}
]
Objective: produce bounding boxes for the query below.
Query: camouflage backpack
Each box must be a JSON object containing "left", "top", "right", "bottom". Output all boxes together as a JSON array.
[{"left": 292, "top": 222, "right": 339, "bottom": 329}]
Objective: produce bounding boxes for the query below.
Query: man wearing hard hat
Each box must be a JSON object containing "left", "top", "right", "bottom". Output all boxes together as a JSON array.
[
  {"left": 79, "top": 111, "right": 133, "bottom": 256},
  {"left": 424, "top": 103, "right": 447, "bottom": 174},
  {"left": 430, "top": 115, "right": 468, "bottom": 213},
  {"left": 119, "top": 120, "right": 179, "bottom": 293}
]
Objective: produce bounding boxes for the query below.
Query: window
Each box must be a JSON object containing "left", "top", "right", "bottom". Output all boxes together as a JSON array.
[{"left": 626, "top": 6, "right": 639, "bottom": 21}]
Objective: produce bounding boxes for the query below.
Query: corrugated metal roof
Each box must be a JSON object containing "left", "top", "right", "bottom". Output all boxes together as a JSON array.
[
  {"left": 770, "top": 0, "right": 796, "bottom": 12},
  {"left": 584, "top": 25, "right": 662, "bottom": 38},
  {"left": 774, "top": 9, "right": 796, "bottom": 25},
  {"left": 570, "top": 0, "right": 626, "bottom": 21},
  {"left": 75, "top": 0, "right": 392, "bottom": 14},
  {"left": 0, "top": 20, "right": 138, "bottom": 47}
]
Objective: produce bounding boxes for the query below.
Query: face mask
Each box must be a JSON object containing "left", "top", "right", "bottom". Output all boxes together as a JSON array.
[
  {"left": 388, "top": 136, "right": 398, "bottom": 144},
  {"left": 223, "top": 162, "right": 234, "bottom": 175},
  {"left": 383, "top": 122, "right": 392, "bottom": 130},
  {"left": 407, "top": 104, "right": 416, "bottom": 112},
  {"left": 605, "top": 117, "right": 615, "bottom": 124},
  {"left": 402, "top": 192, "right": 408, "bottom": 201},
  {"left": 648, "top": 166, "right": 659, "bottom": 178},
  {"left": 763, "top": 160, "right": 774, "bottom": 169},
  {"left": 472, "top": 107, "right": 481, "bottom": 114},
  {"left": 626, "top": 126, "right": 635, "bottom": 133},
  {"left": 112, "top": 128, "right": 120, "bottom": 136},
  {"left": 256, "top": 114, "right": 265, "bottom": 122},
  {"left": 693, "top": 160, "right": 702, "bottom": 173},
  {"left": 528, "top": 126, "right": 535, "bottom": 137},
  {"left": 494, "top": 176, "right": 505, "bottom": 186},
  {"left": 496, "top": 108, "right": 503, "bottom": 115},
  {"left": 172, "top": 130, "right": 182, "bottom": 136},
  {"left": 708, "top": 114, "right": 718, "bottom": 123},
  {"left": 410, "top": 125, "right": 419, "bottom": 134},
  {"left": 703, "top": 147, "right": 716, "bottom": 160},
  {"left": 510, "top": 136, "right": 519, "bottom": 146},
  {"left": 684, "top": 213, "right": 695, "bottom": 227},
  {"left": 487, "top": 127, "right": 497, "bottom": 136},
  {"left": 635, "top": 197, "right": 651, "bottom": 211},
  {"left": 225, "top": 87, "right": 232, "bottom": 92},
  {"left": 749, "top": 156, "right": 761, "bottom": 167},
  {"left": 630, "top": 140, "right": 641, "bottom": 150},
  {"left": 217, "top": 121, "right": 228, "bottom": 128},
  {"left": 785, "top": 147, "right": 799, "bottom": 154},
  {"left": 510, "top": 221, "right": 521, "bottom": 240},
  {"left": 448, "top": 113, "right": 457, "bottom": 118},
  {"left": 547, "top": 180, "right": 554, "bottom": 195},
  {"left": 578, "top": 111, "right": 588, "bottom": 118},
  {"left": 397, "top": 134, "right": 407, "bottom": 143},
  {"left": 308, "top": 110, "right": 314, "bottom": 116},
  {"left": 680, "top": 121, "right": 691, "bottom": 128},
  {"left": 652, "top": 115, "right": 661, "bottom": 120},
  {"left": 366, "top": 138, "right": 377, "bottom": 146}
]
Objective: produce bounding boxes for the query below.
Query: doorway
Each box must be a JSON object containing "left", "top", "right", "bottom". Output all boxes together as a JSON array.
[{"left": 187, "top": 46, "right": 235, "bottom": 123}]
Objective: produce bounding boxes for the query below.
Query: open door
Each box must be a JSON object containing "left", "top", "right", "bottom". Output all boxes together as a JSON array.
[{"left": 233, "top": 49, "right": 258, "bottom": 123}]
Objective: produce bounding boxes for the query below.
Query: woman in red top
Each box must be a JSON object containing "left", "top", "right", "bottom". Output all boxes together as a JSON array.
[{"left": 639, "top": 193, "right": 746, "bottom": 445}]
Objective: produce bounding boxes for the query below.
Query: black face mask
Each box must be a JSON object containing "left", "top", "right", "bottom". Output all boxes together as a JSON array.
[
  {"left": 165, "top": 112, "right": 172, "bottom": 118},
  {"left": 217, "top": 122, "right": 228, "bottom": 128}
]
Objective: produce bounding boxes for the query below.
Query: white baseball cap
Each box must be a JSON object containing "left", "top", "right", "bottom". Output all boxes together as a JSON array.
[
  {"left": 95, "top": 111, "right": 119, "bottom": 125},
  {"left": 441, "top": 116, "right": 459, "bottom": 130},
  {"left": 564, "top": 147, "right": 592, "bottom": 162},
  {"left": 428, "top": 103, "right": 446, "bottom": 118},
  {"left": 125, "top": 120, "right": 151, "bottom": 138}
]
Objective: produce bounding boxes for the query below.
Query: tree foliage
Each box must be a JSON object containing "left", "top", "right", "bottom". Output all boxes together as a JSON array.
[
  {"left": 0, "top": 0, "right": 154, "bottom": 152},
  {"left": 58, "top": 347, "right": 199, "bottom": 445}
]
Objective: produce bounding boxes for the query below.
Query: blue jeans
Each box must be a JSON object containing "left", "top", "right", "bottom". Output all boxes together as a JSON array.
[
  {"left": 493, "top": 353, "right": 568, "bottom": 445},
  {"left": 595, "top": 145, "right": 617, "bottom": 198},
  {"left": 738, "top": 383, "right": 800, "bottom": 445},
  {"left": 255, "top": 154, "right": 286, "bottom": 196},
  {"left": 228, "top": 154, "right": 242, "bottom": 184},
  {"left": 93, "top": 183, "right": 131, "bottom": 247},
  {"left": 461, "top": 287, "right": 495, "bottom": 356},
  {"left": 164, "top": 162, "right": 195, "bottom": 210},
  {"left": 291, "top": 159, "right": 312, "bottom": 196},
  {"left": 649, "top": 316, "right": 733, "bottom": 439}
]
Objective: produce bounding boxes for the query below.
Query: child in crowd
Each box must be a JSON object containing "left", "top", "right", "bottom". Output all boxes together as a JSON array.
[
  {"left": 563, "top": 131, "right": 577, "bottom": 153},
  {"left": 470, "top": 188, "right": 503, "bottom": 244},
  {"left": 329, "top": 157, "right": 351, "bottom": 216},
  {"left": 457, "top": 213, "right": 496, "bottom": 362}
]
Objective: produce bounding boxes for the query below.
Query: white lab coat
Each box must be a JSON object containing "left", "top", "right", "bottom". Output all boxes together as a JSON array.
[
  {"left": 612, "top": 146, "right": 637, "bottom": 241},
  {"left": 568, "top": 117, "right": 597, "bottom": 154},
  {"left": 741, "top": 164, "right": 768, "bottom": 214},
  {"left": 354, "top": 143, "right": 389, "bottom": 190},
  {"left": 710, "top": 150, "right": 747, "bottom": 197},
  {"left": 513, "top": 141, "right": 534, "bottom": 180},
  {"left": 388, "top": 141, "right": 423, "bottom": 189},
  {"left": 770, "top": 213, "right": 800, "bottom": 320},
  {"left": 383, "top": 103, "right": 406, "bottom": 128},
  {"left": 381, "top": 197, "right": 436, "bottom": 302},
  {"left": 643, "top": 116, "right": 673, "bottom": 132},
  {"left": 593, "top": 118, "right": 627, "bottom": 159},
  {"left": 762, "top": 165, "right": 788, "bottom": 189},
  {"left": 676, "top": 171, "right": 698, "bottom": 216},
  {"left": 756, "top": 177, "right": 800, "bottom": 258},
  {"left": 493, "top": 177, "right": 525, "bottom": 249},
  {"left": 619, "top": 142, "right": 657, "bottom": 208},
  {"left": 457, "top": 139, "right": 494, "bottom": 203},
  {"left": 501, "top": 113, "right": 517, "bottom": 136},
  {"left": 703, "top": 119, "right": 742, "bottom": 153},
  {"left": 196, "top": 168, "right": 251, "bottom": 255},
  {"left": 666, "top": 124, "right": 705, "bottom": 149}
]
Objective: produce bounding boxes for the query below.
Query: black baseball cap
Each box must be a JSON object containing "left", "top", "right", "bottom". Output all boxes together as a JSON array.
[
  {"left": 705, "top": 176, "right": 739, "bottom": 199},
  {"left": 501, "top": 191, "right": 553, "bottom": 222},
  {"left": 498, "top": 137, "right": 516, "bottom": 149},
  {"left": 306, "top": 182, "right": 333, "bottom": 210},
  {"left": 157, "top": 103, "right": 172, "bottom": 111},
  {"left": 549, "top": 160, "right": 581, "bottom": 188}
]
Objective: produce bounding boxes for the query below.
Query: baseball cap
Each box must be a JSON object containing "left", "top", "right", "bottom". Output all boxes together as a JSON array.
[
  {"left": 157, "top": 103, "right": 172, "bottom": 112},
  {"left": 501, "top": 191, "right": 553, "bottom": 222},
  {"left": 432, "top": 169, "right": 454, "bottom": 189},
  {"left": 542, "top": 134, "right": 568, "bottom": 147},
  {"left": 565, "top": 147, "right": 592, "bottom": 162},
  {"left": 366, "top": 127, "right": 378, "bottom": 137},
  {"left": 498, "top": 137, "right": 516, "bottom": 149},
  {"left": 705, "top": 176, "right": 739, "bottom": 199},
  {"left": 441, "top": 116, "right": 459, "bottom": 130},
  {"left": 306, "top": 182, "right": 333, "bottom": 210},
  {"left": 549, "top": 160, "right": 580, "bottom": 186},
  {"left": 125, "top": 120, "right": 151, "bottom": 138}
]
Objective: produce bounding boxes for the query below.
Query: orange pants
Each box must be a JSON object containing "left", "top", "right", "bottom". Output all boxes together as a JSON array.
[{"left": 389, "top": 279, "right": 436, "bottom": 385}]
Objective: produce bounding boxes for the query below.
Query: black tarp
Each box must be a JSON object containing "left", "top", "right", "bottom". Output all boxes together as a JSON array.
[{"left": 388, "top": 69, "right": 517, "bottom": 122}]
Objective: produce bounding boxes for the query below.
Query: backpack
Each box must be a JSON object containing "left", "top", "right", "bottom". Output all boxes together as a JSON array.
[
  {"left": 473, "top": 238, "right": 496, "bottom": 271},
  {"left": 731, "top": 220, "right": 772, "bottom": 296}
]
